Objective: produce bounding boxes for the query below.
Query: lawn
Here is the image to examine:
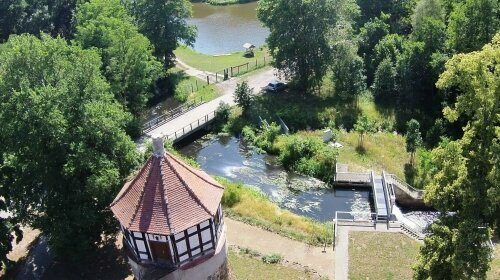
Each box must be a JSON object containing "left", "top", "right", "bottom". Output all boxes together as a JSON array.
[
  {"left": 228, "top": 247, "right": 314, "bottom": 280},
  {"left": 168, "top": 67, "right": 220, "bottom": 103},
  {"left": 218, "top": 178, "right": 333, "bottom": 246},
  {"left": 348, "top": 232, "right": 420, "bottom": 280},
  {"left": 337, "top": 131, "right": 409, "bottom": 178},
  {"left": 174, "top": 45, "right": 270, "bottom": 73}
]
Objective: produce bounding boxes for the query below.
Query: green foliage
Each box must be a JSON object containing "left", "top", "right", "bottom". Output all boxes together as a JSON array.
[
  {"left": 131, "top": 0, "right": 196, "bottom": 66},
  {"left": 373, "top": 57, "right": 397, "bottom": 107},
  {"left": 276, "top": 133, "right": 338, "bottom": 182},
  {"left": 74, "top": 0, "right": 163, "bottom": 118},
  {"left": 234, "top": 81, "right": 253, "bottom": 115},
  {"left": 261, "top": 253, "right": 283, "bottom": 264},
  {"left": 254, "top": 122, "right": 281, "bottom": 153},
  {"left": 0, "top": 34, "right": 140, "bottom": 261},
  {"left": 415, "top": 34, "right": 499, "bottom": 279},
  {"left": 222, "top": 184, "right": 242, "bottom": 207},
  {"left": 354, "top": 115, "right": 375, "bottom": 148},
  {"left": 0, "top": 0, "right": 78, "bottom": 41},
  {"left": 215, "top": 101, "right": 231, "bottom": 127},
  {"left": 239, "top": 247, "right": 261, "bottom": 257},
  {"left": 258, "top": 0, "right": 358, "bottom": 93},
  {"left": 446, "top": 0, "right": 499, "bottom": 53},
  {"left": 405, "top": 119, "right": 422, "bottom": 165},
  {"left": 359, "top": 12, "right": 391, "bottom": 85}
]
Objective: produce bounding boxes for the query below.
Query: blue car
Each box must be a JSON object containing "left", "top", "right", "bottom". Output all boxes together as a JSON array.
[{"left": 263, "top": 80, "right": 287, "bottom": 93}]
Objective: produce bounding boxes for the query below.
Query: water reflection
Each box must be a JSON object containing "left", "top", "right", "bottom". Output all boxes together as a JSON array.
[
  {"left": 179, "top": 135, "right": 373, "bottom": 221},
  {"left": 188, "top": 2, "right": 269, "bottom": 54}
]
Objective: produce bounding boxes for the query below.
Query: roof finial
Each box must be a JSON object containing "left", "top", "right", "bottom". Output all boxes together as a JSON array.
[{"left": 152, "top": 135, "right": 165, "bottom": 157}]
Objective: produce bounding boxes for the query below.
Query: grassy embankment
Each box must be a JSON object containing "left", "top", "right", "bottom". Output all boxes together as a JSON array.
[
  {"left": 224, "top": 88, "right": 409, "bottom": 182},
  {"left": 348, "top": 232, "right": 420, "bottom": 280},
  {"left": 488, "top": 243, "right": 500, "bottom": 279},
  {"left": 218, "top": 178, "right": 333, "bottom": 246},
  {"left": 228, "top": 247, "right": 315, "bottom": 279},
  {"left": 167, "top": 67, "right": 220, "bottom": 103},
  {"left": 174, "top": 45, "right": 270, "bottom": 73}
]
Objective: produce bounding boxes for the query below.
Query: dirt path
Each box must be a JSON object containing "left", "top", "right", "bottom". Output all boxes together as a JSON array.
[{"left": 225, "top": 218, "right": 335, "bottom": 279}]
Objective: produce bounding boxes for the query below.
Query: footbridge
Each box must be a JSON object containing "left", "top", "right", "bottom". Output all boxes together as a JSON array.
[{"left": 142, "top": 68, "right": 279, "bottom": 143}]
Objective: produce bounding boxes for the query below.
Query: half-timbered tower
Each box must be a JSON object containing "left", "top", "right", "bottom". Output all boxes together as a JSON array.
[{"left": 111, "top": 136, "right": 228, "bottom": 280}]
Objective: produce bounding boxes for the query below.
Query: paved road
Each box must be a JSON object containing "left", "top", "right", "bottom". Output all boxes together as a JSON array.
[
  {"left": 145, "top": 67, "right": 279, "bottom": 138},
  {"left": 226, "top": 218, "right": 335, "bottom": 278}
]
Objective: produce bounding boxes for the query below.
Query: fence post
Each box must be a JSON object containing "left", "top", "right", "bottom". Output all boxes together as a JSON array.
[
  {"left": 231, "top": 67, "right": 233, "bottom": 77},
  {"left": 264, "top": 56, "right": 266, "bottom": 65},
  {"left": 216, "top": 72, "right": 218, "bottom": 83},
  {"left": 191, "top": 84, "right": 194, "bottom": 93},
  {"left": 196, "top": 79, "right": 198, "bottom": 90},
  {"left": 256, "top": 59, "right": 257, "bottom": 67},
  {"left": 246, "top": 62, "right": 249, "bottom": 72},
  {"left": 207, "top": 76, "right": 210, "bottom": 85}
]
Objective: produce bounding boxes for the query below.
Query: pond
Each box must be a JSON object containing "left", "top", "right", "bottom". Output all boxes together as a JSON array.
[
  {"left": 188, "top": 2, "right": 269, "bottom": 55},
  {"left": 179, "top": 135, "right": 373, "bottom": 222}
]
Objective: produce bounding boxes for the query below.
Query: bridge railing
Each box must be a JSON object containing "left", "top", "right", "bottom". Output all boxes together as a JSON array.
[
  {"left": 387, "top": 174, "right": 424, "bottom": 199},
  {"left": 143, "top": 96, "right": 205, "bottom": 134},
  {"left": 333, "top": 211, "right": 376, "bottom": 249},
  {"left": 165, "top": 111, "right": 216, "bottom": 142}
]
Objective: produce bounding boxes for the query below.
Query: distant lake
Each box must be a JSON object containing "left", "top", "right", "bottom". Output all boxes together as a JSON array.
[{"left": 187, "top": 2, "right": 269, "bottom": 54}]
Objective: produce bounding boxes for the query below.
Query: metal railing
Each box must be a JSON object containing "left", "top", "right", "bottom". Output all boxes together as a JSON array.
[
  {"left": 165, "top": 111, "right": 216, "bottom": 142},
  {"left": 387, "top": 174, "right": 424, "bottom": 199},
  {"left": 143, "top": 96, "right": 205, "bottom": 133}
]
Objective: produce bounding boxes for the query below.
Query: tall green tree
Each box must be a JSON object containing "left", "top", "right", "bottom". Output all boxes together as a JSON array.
[
  {"left": 258, "top": 0, "right": 359, "bottom": 93},
  {"left": 414, "top": 34, "right": 499, "bottom": 279},
  {"left": 0, "top": 34, "right": 140, "bottom": 260},
  {"left": 373, "top": 57, "right": 397, "bottom": 107},
  {"left": 0, "top": 0, "right": 78, "bottom": 41},
  {"left": 234, "top": 81, "right": 253, "bottom": 116},
  {"left": 446, "top": 0, "right": 499, "bottom": 54},
  {"left": 131, "top": 0, "right": 196, "bottom": 67},
  {"left": 354, "top": 115, "right": 374, "bottom": 148},
  {"left": 405, "top": 119, "right": 422, "bottom": 166},
  {"left": 74, "top": 0, "right": 163, "bottom": 118},
  {"left": 358, "top": 12, "right": 390, "bottom": 85}
]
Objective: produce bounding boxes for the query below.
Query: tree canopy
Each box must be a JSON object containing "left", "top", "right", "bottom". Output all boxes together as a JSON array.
[
  {"left": 0, "top": 34, "right": 140, "bottom": 260},
  {"left": 130, "top": 0, "right": 196, "bottom": 66},
  {"left": 414, "top": 34, "right": 499, "bottom": 279},
  {"left": 258, "top": 0, "right": 359, "bottom": 93},
  {"left": 74, "top": 0, "right": 163, "bottom": 117}
]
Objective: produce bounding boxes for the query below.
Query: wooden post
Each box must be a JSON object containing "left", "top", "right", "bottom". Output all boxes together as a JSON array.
[
  {"left": 246, "top": 63, "right": 249, "bottom": 72},
  {"left": 191, "top": 84, "right": 194, "bottom": 93},
  {"left": 231, "top": 67, "right": 233, "bottom": 77},
  {"left": 207, "top": 76, "right": 210, "bottom": 85},
  {"left": 216, "top": 72, "right": 218, "bottom": 83},
  {"left": 196, "top": 79, "right": 198, "bottom": 90},
  {"left": 264, "top": 56, "right": 266, "bottom": 65}
]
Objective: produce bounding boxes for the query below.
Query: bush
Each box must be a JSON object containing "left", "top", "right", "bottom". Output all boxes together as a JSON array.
[
  {"left": 262, "top": 253, "right": 283, "bottom": 264},
  {"left": 215, "top": 101, "right": 231, "bottom": 127},
  {"left": 241, "top": 125, "right": 257, "bottom": 143},
  {"left": 234, "top": 81, "right": 253, "bottom": 115},
  {"left": 222, "top": 184, "right": 242, "bottom": 207},
  {"left": 254, "top": 122, "right": 281, "bottom": 153}
]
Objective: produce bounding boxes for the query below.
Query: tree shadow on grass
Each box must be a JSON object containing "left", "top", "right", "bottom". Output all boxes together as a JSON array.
[
  {"left": 42, "top": 236, "right": 131, "bottom": 280},
  {"left": 355, "top": 145, "right": 366, "bottom": 155}
]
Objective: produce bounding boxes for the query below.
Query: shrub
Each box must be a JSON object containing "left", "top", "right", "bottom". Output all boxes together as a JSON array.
[
  {"left": 234, "top": 81, "right": 253, "bottom": 115},
  {"left": 215, "top": 101, "right": 231, "bottom": 127},
  {"left": 241, "top": 125, "right": 257, "bottom": 143},
  {"left": 222, "top": 185, "right": 242, "bottom": 207},
  {"left": 262, "top": 253, "right": 283, "bottom": 264},
  {"left": 254, "top": 122, "right": 281, "bottom": 152}
]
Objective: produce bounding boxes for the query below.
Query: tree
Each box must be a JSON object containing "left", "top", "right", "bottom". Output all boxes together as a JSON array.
[
  {"left": 258, "top": 0, "right": 358, "bottom": 93},
  {"left": 446, "top": 0, "right": 499, "bottom": 53},
  {"left": 74, "top": 0, "right": 163, "bottom": 118},
  {"left": 131, "top": 0, "right": 196, "bottom": 67},
  {"left": 405, "top": 119, "right": 422, "bottom": 166},
  {"left": 414, "top": 34, "right": 499, "bottom": 279},
  {"left": 0, "top": 34, "right": 140, "bottom": 261},
  {"left": 0, "top": 0, "right": 78, "bottom": 41},
  {"left": 372, "top": 57, "right": 397, "bottom": 106},
  {"left": 354, "top": 115, "right": 374, "bottom": 149},
  {"left": 358, "top": 12, "right": 390, "bottom": 85},
  {"left": 234, "top": 81, "right": 253, "bottom": 116}
]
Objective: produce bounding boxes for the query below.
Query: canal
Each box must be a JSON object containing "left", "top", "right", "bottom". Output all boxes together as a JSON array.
[{"left": 179, "top": 134, "right": 373, "bottom": 222}]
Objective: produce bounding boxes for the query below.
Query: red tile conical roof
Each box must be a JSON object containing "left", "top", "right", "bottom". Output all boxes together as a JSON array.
[{"left": 110, "top": 152, "right": 225, "bottom": 235}]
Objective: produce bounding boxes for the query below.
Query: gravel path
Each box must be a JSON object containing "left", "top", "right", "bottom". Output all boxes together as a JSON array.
[{"left": 225, "top": 218, "right": 335, "bottom": 279}]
